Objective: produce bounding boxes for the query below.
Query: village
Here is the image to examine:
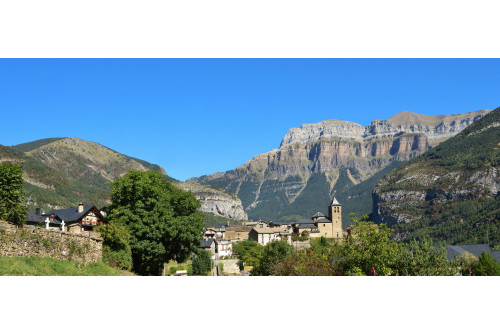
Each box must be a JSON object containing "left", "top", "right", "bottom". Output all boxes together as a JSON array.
[
  {"left": 16, "top": 197, "right": 346, "bottom": 276},
  {"left": 18, "top": 194, "right": 500, "bottom": 276}
]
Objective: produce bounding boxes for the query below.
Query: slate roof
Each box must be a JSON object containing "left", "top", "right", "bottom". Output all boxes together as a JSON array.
[
  {"left": 459, "top": 244, "right": 493, "bottom": 258},
  {"left": 312, "top": 212, "right": 326, "bottom": 218},
  {"left": 268, "top": 221, "right": 294, "bottom": 226},
  {"left": 441, "top": 244, "right": 495, "bottom": 261},
  {"left": 317, "top": 217, "right": 332, "bottom": 223},
  {"left": 47, "top": 205, "right": 98, "bottom": 223},
  {"left": 27, "top": 211, "right": 47, "bottom": 223},
  {"left": 298, "top": 223, "right": 317, "bottom": 229},
  {"left": 491, "top": 251, "right": 500, "bottom": 263},
  {"left": 212, "top": 223, "right": 228, "bottom": 230},
  {"left": 200, "top": 239, "right": 215, "bottom": 248},
  {"left": 26, "top": 211, "right": 62, "bottom": 224},
  {"left": 297, "top": 218, "right": 314, "bottom": 224},
  {"left": 331, "top": 197, "right": 340, "bottom": 206}
]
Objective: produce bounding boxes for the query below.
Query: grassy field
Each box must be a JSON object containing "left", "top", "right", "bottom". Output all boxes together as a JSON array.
[
  {"left": 0, "top": 256, "right": 134, "bottom": 276},
  {"left": 164, "top": 259, "right": 192, "bottom": 276}
]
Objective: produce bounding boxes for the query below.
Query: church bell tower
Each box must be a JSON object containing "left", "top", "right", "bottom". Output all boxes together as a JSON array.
[{"left": 328, "top": 197, "right": 343, "bottom": 238}]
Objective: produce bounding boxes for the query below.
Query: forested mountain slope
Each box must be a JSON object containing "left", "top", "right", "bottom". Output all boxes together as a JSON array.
[{"left": 373, "top": 107, "right": 500, "bottom": 245}]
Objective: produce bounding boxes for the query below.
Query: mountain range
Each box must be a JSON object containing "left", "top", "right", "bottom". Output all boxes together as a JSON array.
[
  {"left": 188, "top": 109, "right": 491, "bottom": 223},
  {"left": 0, "top": 138, "right": 247, "bottom": 223}
]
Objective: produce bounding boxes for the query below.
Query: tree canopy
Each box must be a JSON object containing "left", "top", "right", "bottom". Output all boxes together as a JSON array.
[
  {"left": 106, "top": 170, "right": 204, "bottom": 275},
  {"left": 0, "top": 163, "right": 27, "bottom": 225}
]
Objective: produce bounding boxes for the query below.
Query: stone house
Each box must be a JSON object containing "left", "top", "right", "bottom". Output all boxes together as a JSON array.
[
  {"left": 26, "top": 209, "right": 65, "bottom": 231},
  {"left": 46, "top": 203, "right": 104, "bottom": 233},
  {"left": 225, "top": 225, "right": 252, "bottom": 243},
  {"left": 200, "top": 238, "right": 217, "bottom": 256},
  {"left": 249, "top": 226, "right": 282, "bottom": 246},
  {"left": 243, "top": 220, "right": 268, "bottom": 228}
]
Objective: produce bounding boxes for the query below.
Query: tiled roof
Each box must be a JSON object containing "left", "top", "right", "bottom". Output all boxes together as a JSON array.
[
  {"left": 252, "top": 227, "right": 277, "bottom": 234},
  {"left": 226, "top": 226, "right": 252, "bottom": 232}
]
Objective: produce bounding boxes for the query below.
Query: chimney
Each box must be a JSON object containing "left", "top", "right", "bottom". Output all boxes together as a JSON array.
[
  {"left": 36, "top": 207, "right": 41, "bottom": 215},
  {"left": 78, "top": 203, "right": 84, "bottom": 213}
]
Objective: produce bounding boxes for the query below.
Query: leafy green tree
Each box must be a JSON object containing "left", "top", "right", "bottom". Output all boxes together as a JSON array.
[
  {"left": 0, "top": 163, "right": 27, "bottom": 226},
  {"left": 340, "top": 214, "right": 406, "bottom": 276},
  {"left": 233, "top": 239, "right": 260, "bottom": 269},
  {"left": 106, "top": 170, "right": 204, "bottom": 275},
  {"left": 396, "top": 237, "right": 458, "bottom": 276},
  {"left": 472, "top": 251, "right": 500, "bottom": 276},
  {"left": 191, "top": 249, "right": 212, "bottom": 276},
  {"left": 252, "top": 239, "right": 294, "bottom": 276},
  {"left": 95, "top": 222, "right": 133, "bottom": 270}
]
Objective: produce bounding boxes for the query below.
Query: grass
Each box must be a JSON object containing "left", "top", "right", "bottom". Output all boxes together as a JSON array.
[
  {"left": 0, "top": 256, "right": 133, "bottom": 276},
  {"left": 164, "top": 259, "right": 192, "bottom": 276}
]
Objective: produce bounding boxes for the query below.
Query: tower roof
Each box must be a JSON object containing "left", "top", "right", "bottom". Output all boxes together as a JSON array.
[
  {"left": 312, "top": 212, "right": 326, "bottom": 218},
  {"left": 330, "top": 197, "right": 341, "bottom": 206}
]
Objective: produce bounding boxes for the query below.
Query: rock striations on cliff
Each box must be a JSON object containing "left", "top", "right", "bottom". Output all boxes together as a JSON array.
[
  {"left": 373, "top": 107, "right": 500, "bottom": 245},
  {"left": 188, "top": 109, "right": 491, "bottom": 222},
  {"left": 173, "top": 182, "right": 248, "bottom": 221}
]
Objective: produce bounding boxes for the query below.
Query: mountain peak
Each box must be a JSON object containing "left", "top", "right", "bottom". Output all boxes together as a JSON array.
[{"left": 387, "top": 109, "right": 491, "bottom": 126}]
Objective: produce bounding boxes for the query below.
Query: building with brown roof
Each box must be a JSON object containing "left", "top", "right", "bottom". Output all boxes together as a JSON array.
[{"left": 225, "top": 225, "right": 252, "bottom": 242}]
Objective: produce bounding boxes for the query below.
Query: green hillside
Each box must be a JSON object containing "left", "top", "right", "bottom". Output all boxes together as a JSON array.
[
  {"left": 0, "top": 256, "right": 132, "bottom": 276},
  {"left": 374, "top": 106, "right": 500, "bottom": 246},
  {"left": 1, "top": 138, "right": 170, "bottom": 211}
]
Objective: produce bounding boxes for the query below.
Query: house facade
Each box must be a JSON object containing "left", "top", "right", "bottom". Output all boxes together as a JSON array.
[{"left": 46, "top": 203, "right": 104, "bottom": 233}]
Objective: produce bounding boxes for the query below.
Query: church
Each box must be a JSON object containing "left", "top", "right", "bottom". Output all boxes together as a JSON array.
[{"left": 291, "top": 197, "right": 345, "bottom": 239}]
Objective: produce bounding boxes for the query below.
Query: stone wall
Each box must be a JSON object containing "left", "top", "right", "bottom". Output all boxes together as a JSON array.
[{"left": 0, "top": 221, "right": 102, "bottom": 264}]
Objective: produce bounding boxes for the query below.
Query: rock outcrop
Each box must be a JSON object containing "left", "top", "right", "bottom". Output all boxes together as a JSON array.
[
  {"left": 173, "top": 182, "right": 248, "bottom": 221},
  {"left": 189, "top": 109, "right": 491, "bottom": 221}
]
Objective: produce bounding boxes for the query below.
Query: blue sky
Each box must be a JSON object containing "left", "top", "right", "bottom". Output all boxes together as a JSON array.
[{"left": 1, "top": 58, "right": 499, "bottom": 181}]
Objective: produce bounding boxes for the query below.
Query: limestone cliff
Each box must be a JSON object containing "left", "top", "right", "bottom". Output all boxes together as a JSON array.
[
  {"left": 173, "top": 182, "right": 248, "bottom": 221},
  {"left": 189, "top": 109, "right": 491, "bottom": 221}
]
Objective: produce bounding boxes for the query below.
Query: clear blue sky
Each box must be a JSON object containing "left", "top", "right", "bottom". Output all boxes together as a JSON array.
[{"left": 1, "top": 59, "right": 499, "bottom": 181}]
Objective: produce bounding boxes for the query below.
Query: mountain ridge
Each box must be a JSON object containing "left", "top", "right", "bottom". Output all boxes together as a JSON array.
[
  {"left": 189, "top": 108, "right": 491, "bottom": 222},
  {"left": 1, "top": 138, "right": 247, "bottom": 222}
]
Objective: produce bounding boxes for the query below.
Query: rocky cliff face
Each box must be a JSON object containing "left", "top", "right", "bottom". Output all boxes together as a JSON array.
[
  {"left": 173, "top": 182, "right": 248, "bottom": 221},
  {"left": 280, "top": 110, "right": 490, "bottom": 147},
  {"left": 189, "top": 109, "right": 491, "bottom": 221},
  {"left": 372, "top": 107, "right": 500, "bottom": 244}
]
